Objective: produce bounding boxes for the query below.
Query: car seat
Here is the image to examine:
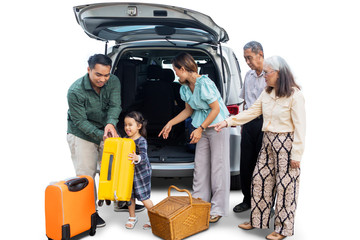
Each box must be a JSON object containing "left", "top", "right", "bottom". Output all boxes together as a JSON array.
[
  {"left": 114, "top": 59, "right": 141, "bottom": 113},
  {"left": 113, "top": 59, "right": 142, "bottom": 136},
  {"left": 199, "top": 62, "right": 221, "bottom": 90},
  {"left": 142, "top": 65, "right": 176, "bottom": 139}
]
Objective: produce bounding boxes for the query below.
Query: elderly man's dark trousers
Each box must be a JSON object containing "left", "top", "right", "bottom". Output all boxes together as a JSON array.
[{"left": 240, "top": 116, "right": 263, "bottom": 205}]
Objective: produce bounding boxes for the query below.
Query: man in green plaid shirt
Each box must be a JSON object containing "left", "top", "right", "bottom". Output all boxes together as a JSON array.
[{"left": 67, "top": 54, "right": 121, "bottom": 227}]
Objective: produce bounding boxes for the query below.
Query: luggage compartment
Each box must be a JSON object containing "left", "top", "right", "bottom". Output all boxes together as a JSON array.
[{"left": 113, "top": 49, "right": 222, "bottom": 178}]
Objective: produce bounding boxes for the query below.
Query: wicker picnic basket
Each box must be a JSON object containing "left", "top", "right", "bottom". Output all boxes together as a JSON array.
[{"left": 148, "top": 185, "right": 211, "bottom": 240}]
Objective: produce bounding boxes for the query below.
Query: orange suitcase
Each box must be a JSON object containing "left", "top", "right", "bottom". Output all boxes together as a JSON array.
[
  {"left": 45, "top": 175, "right": 96, "bottom": 240},
  {"left": 98, "top": 137, "right": 135, "bottom": 208}
]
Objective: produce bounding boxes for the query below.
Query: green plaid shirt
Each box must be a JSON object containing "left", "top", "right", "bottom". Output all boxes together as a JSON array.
[{"left": 67, "top": 73, "right": 121, "bottom": 144}]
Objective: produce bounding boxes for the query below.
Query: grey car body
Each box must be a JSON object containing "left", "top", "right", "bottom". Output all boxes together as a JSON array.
[{"left": 74, "top": 2, "right": 243, "bottom": 189}]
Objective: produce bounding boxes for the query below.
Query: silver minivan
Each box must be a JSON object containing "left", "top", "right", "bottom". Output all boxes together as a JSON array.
[{"left": 74, "top": 2, "right": 243, "bottom": 189}]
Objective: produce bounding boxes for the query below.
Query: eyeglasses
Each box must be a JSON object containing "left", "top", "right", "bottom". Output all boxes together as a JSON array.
[{"left": 264, "top": 70, "right": 276, "bottom": 76}]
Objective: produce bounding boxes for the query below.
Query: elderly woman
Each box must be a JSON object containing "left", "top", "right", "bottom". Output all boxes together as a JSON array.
[{"left": 211, "top": 56, "right": 305, "bottom": 240}]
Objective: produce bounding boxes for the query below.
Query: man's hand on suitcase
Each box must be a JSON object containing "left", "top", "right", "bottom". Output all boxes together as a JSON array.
[{"left": 103, "top": 124, "right": 119, "bottom": 141}]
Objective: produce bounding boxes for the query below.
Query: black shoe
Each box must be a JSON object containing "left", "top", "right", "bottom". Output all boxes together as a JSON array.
[
  {"left": 96, "top": 212, "right": 106, "bottom": 228},
  {"left": 134, "top": 204, "right": 145, "bottom": 212},
  {"left": 233, "top": 202, "right": 251, "bottom": 213},
  {"left": 114, "top": 203, "right": 145, "bottom": 212}
]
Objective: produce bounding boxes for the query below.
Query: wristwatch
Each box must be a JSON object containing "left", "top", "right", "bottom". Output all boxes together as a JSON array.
[{"left": 199, "top": 125, "right": 206, "bottom": 131}]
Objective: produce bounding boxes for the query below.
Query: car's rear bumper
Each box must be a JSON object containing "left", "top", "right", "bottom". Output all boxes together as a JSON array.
[{"left": 151, "top": 162, "right": 195, "bottom": 177}]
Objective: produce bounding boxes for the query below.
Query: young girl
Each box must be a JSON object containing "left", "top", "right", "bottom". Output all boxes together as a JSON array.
[{"left": 123, "top": 111, "right": 153, "bottom": 230}]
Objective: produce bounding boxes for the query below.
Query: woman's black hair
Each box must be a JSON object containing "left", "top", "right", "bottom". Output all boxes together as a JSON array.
[{"left": 125, "top": 111, "right": 147, "bottom": 137}]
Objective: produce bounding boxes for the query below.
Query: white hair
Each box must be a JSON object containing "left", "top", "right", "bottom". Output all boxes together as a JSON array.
[{"left": 264, "top": 56, "right": 291, "bottom": 72}]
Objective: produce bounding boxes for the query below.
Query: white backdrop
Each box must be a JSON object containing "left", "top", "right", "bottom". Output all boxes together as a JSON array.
[{"left": 1, "top": 0, "right": 359, "bottom": 239}]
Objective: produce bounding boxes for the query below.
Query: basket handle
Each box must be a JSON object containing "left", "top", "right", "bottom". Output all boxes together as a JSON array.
[{"left": 167, "top": 185, "right": 192, "bottom": 205}]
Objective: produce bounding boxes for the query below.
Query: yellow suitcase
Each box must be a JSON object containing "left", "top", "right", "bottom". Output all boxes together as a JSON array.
[{"left": 98, "top": 137, "right": 135, "bottom": 207}]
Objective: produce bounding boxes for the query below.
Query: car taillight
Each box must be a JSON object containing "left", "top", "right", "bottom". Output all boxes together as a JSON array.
[{"left": 227, "top": 104, "right": 239, "bottom": 115}]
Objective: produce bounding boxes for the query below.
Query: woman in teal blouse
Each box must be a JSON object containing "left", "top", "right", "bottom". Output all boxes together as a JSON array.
[{"left": 159, "top": 52, "right": 230, "bottom": 223}]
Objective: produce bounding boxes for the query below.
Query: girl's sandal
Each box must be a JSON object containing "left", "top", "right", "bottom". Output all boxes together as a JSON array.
[
  {"left": 143, "top": 221, "right": 151, "bottom": 230},
  {"left": 125, "top": 216, "right": 138, "bottom": 229}
]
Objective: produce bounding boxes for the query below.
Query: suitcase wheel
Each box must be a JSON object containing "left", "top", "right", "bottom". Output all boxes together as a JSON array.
[
  {"left": 105, "top": 200, "right": 111, "bottom": 206},
  {"left": 89, "top": 228, "right": 96, "bottom": 236},
  {"left": 61, "top": 224, "right": 70, "bottom": 240},
  {"left": 98, "top": 200, "right": 104, "bottom": 207},
  {"left": 90, "top": 212, "right": 97, "bottom": 236}
]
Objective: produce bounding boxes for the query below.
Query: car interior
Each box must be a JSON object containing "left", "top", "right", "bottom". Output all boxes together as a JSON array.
[{"left": 113, "top": 48, "right": 220, "bottom": 163}]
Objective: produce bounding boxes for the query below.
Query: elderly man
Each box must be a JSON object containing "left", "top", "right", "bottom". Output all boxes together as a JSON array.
[
  {"left": 67, "top": 54, "right": 121, "bottom": 227},
  {"left": 233, "top": 41, "right": 267, "bottom": 213}
]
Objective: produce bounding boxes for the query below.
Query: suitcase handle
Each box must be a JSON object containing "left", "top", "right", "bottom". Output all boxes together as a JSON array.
[
  {"left": 168, "top": 185, "right": 192, "bottom": 205},
  {"left": 107, "top": 155, "right": 114, "bottom": 181},
  {"left": 65, "top": 177, "right": 89, "bottom": 192}
]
